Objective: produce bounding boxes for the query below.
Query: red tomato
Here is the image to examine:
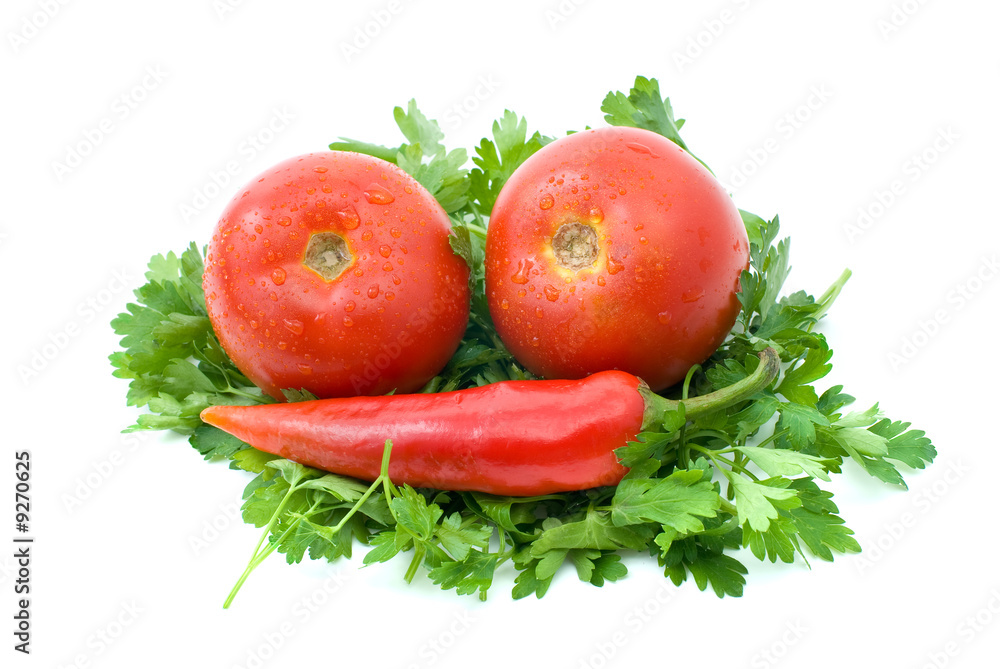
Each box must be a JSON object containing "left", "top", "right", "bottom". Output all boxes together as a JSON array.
[
  {"left": 485, "top": 127, "right": 748, "bottom": 391},
  {"left": 203, "top": 151, "right": 470, "bottom": 400}
]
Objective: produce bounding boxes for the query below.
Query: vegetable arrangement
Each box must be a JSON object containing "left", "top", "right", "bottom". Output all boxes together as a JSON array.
[{"left": 111, "top": 76, "right": 936, "bottom": 604}]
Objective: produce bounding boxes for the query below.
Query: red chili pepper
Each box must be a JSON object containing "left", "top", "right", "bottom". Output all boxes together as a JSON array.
[{"left": 201, "top": 349, "right": 779, "bottom": 496}]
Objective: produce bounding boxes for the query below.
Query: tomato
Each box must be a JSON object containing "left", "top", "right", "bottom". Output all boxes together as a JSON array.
[
  {"left": 203, "top": 151, "right": 470, "bottom": 400},
  {"left": 484, "top": 126, "right": 748, "bottom": 391}
]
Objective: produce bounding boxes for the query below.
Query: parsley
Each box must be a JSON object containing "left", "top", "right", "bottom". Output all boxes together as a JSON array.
[{"left": 112, "top": 75, "right": 936, "bottom": 603}]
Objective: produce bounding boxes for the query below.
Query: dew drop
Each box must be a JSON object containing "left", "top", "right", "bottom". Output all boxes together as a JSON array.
[
  {"left": 597, "top": 275, "right": 606, "bottom": 286},
  {"left": 254, "top": 224, "right": 263, "bottom": 234},
  {"left": 385, "top": 291, "right": 395, "bottom": 301},
  {"left": 278, "top": 341, "right": 287, "bottom": 350},
  {"left": 390, "top": 227, "right": 402, "bottom": 238},
  {"left": 531, "top": 337, "right": 540, "bottom": 347},
  {"left": 500, "top": 298, "right": 510, "bottom": 310},
  {"left": 625, "top": 142, "right": 659, "bottom": 158},
  {"left": 535, "top": 307, "right": 544, "bottom": 318},
  {"left": 283, "top": 319, "right": 304, "bottom": 335},
  {"left": 343, "top": 316, "right": 354, "bottom": 327},
  {"left": 333, "top": 204, "right": 361, "bottom": 230},
  {"left": 368, "top": 284, "right": 380, "bottom": 299},
  {"left": 543, "top": 285, "right": 560, "bottom": 302},
  {"left": 511, "top": 258, "right": 533, "bottom": 284},
  {"left": 379, "top": 245, "right": 392, "bottom": 258},
  {"left": 364, "top": 184, "right": 395, "bottom": 205},
  {"left": 249, "top": 320, "right": 260, "bottom": 329},
  {"left": 362, "top": 230, "right": 373, "bottom": 241},
  {"left": 271, "top": 267, "right": 286, "bottom": 285},
  {"left": 313, "top": 166, "right": 328, "bottom": 173},
  {"left": 658, "top": 311, "right": 672, "bottom": 325},
  {"left": 278, "top": 216, "right": 292, "bottom": 226},
  {"left": 539, "top": 194, "right": 555, "bottom": 210},
  {"left": 391, "top": 274, "right": 401, "bottom": 286},
  {"left": 297, "top": 363, "right": 313, "bottom": 374},
  {"left": 607, "top": 254, "right": 625, "bottom": 275},
  {"left": 589, "top": 206, "right": 604, "bottom": 223},
  {"left": 682, "top": 288, "right": 705, "bottom": 303}
]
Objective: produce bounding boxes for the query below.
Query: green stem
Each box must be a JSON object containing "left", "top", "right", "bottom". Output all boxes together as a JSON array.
[
  {"left": 224, "top": 481, "right": 301, "bottom": 609},
  {"left": 640, "top": 347, "right": 781, "bottom": 431},
  {"left": 807, "top": 268, "right": 852, "bottom": 331},
  {"left": 224, "top": 443, "right": 397, "bottom": 609}
]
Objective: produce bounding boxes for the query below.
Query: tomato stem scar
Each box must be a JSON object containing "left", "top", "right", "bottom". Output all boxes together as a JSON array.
[
  {"left": 552, "top": 222, "right": 599, "bottom": 270},
  {"left": 304, "top": 232, "right": 353, "bottom": 281}
]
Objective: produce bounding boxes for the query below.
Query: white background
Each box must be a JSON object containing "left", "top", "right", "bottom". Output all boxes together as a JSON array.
[{"left": 3, "top": 0, "right": 998, "bottom": 667}]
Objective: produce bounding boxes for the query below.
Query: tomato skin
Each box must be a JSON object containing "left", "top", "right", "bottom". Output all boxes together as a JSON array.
[
  {"left": 485, "top": 127, "right": 748, "bottom": 391},
  {"left": 203, "top": 151, "right": 470, "bottom": 400}
]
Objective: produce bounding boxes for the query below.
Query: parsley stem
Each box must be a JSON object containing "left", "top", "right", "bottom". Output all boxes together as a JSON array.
[
  {"left": 224, "top": 479, "right": 304, "bottom": 609},
  {"left": 752, "top": 427, "right": 789, "bottom": 450}
]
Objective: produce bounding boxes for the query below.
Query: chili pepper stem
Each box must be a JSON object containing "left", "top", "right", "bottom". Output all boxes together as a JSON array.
[{"left": 639, "top": 347, "right": 780, "bottom": 431}]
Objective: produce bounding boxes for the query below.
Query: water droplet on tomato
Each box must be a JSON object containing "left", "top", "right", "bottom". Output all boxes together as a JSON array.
[
  {"left": 625, "top": 142, "right": 659, "bottom": 158},
  {"left": 658, "top": 311, "right": 672, "bottom": 325},
  {"left": 589, "top": 206, "right": 604, "bottom": 223},
  {"left": 385, "top": 291, "right": 395, "bottom": 301},
  {"left": 607, "top": 254, "right": 625, "bottom": 275},
  {"left": 543, "top": 285, "right": 560, "bottom": 302},
  {"left": 254, "top": 224, "right": 263, "bottom": 234},
  {"left": 531, "top": 336, "right": 540, "bottom": 347},
  {"left": 343, "top": 316, "right": 354, "bottom": 327},
  {"left": 278, "top": 216, "right": 292, "bottom": 227},
  {"left": 368, "top": 285, "right": 380, "bottom": 299},
  {"left": 278, "top": 341, "right": 287, "bottom": 350},
  {"left": 362, "top": 230, "right": 373, "bottom": 241},
  {"left": 313, "top": 166, "right": 328, "bottom": 173},
  {"left": 333, "top": 204, "right": 361, "bottom": 230},
  {"left": 511, "top": 258, "right": 533, "bottom": 284},
  {"left": 500, "top": 298, "right": 510, "bottom": 310},
  {"left": 404, "top": 185, "right": 413, "bottom": 194},
  {"left": 539, "top": 194, "right": 555, "bottom": 210},
  {"left": 364, "top": 184, "right": 395, "bottom": 205},
  {"left": 283, "top": 319, "right": 304, "bottom": 335},
  {"left": 597, "top": 275, "right": 606, "bottom": 286},
  {"left": 297, "top": 363, "right": 313, "bottom": 374},
  {"left": 391, "top": 274, "right": 401, "bottom": 286},
  {"left": 344, "top": 301, "right": 355, "bottom": 313},
  {"left": 682, "top": 288, "right": 705, "bottom": 303},
  {"left": 535, "top": 307, "right": 544, "bottom": 318},
  {"left": 250, "top": 320, "right": 260, "bottom": 329},
  {"left": 390, "top": 227, "right": 402, "bottom": 238},
  {"left": 271, "top": 268, "right": 286, "bottom": 285},
  {"left": 379, "top": 245, "right": 392, "bottom": 258}
]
